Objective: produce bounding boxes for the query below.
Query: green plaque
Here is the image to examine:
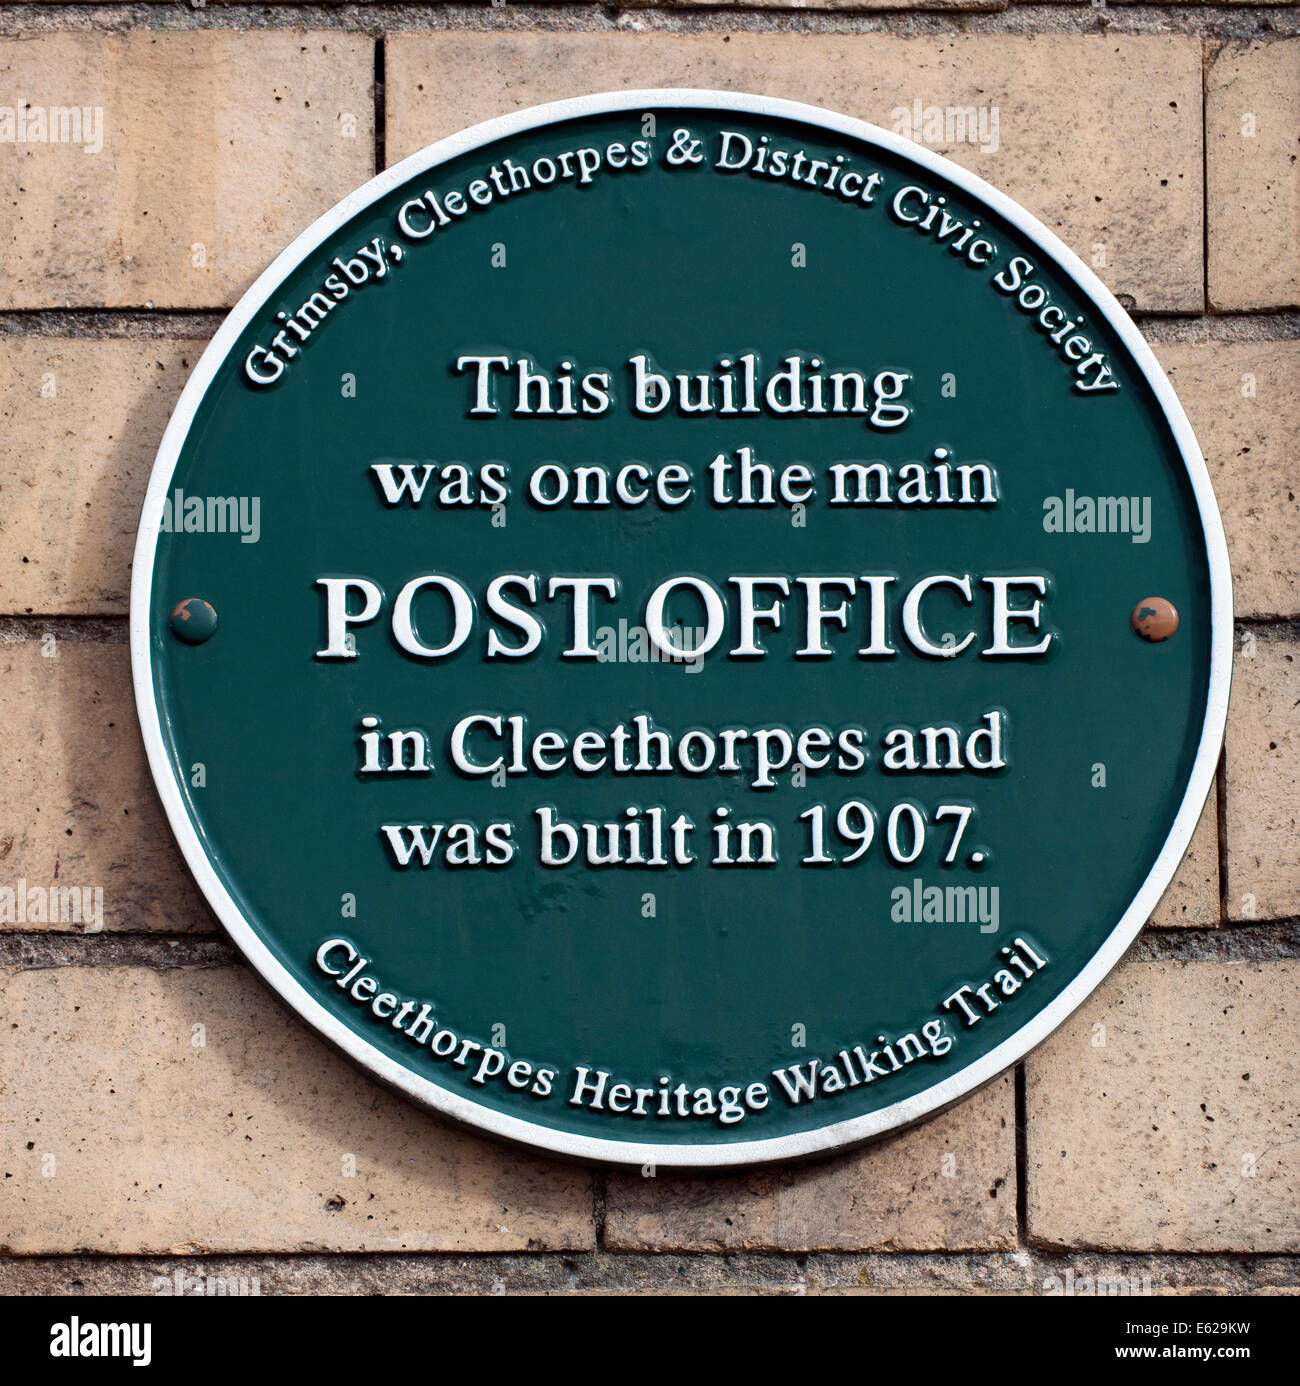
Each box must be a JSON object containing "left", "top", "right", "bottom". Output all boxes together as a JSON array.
[{"left": 133, "top": 92, "right": 1231, "bottom": 1167}]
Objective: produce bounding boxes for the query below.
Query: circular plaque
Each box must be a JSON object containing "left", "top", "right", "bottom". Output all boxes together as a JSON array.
[{"left": 132, "top": 92, "right": 1231, "bottom": 1167}]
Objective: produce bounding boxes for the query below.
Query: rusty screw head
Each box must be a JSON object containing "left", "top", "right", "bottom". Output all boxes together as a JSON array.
[
  {"left": 170, "top": 597, "right": 218, "bottom": 645},
  {"left": 1132, "top": 596, "right": 1178, "bottom": 643}
]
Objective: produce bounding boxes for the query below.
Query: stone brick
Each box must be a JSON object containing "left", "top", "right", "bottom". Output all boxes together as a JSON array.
[
  {"left": 604, "top": 1075, "right": 1015, "bottom": 1251},
  {"left": 1028, "top": 0, "right": 1289, "bottom": 5},
  {"left": 1026, "top": 959, "right": 1299, "bottom": 1251},
  {"left": 386, "top": 32, "right": 1203, "bottom": 312},
  {"left": 0, "top": 640, "right": 209, "bottom": 932},
  {"left": 0, "top": 33, "right": 373, "bottom": 309},
  {"left": 1225, "top": 628, "right": 1300, "bottom": 922},
  {"left": 0, "top": 338, "right": 201, "bottom": 616},
  {"left": 1207, "top": 40, "right": 1300, "bottom": 311},
  {"left": 597, "top": 0, "right": 1004, "bottom": 7},
  {"left": 166, "top": 0, "right": 1009, "bottom": 6},
  {"left": 1149, "top": 796, "right": 1220, "bottom": 928},
  {"left": 1155, "top": 340, "right": 1300, "bottom": 621},
  {"left": 0, "top": 964, "right": 595, "bottom": 1253}
]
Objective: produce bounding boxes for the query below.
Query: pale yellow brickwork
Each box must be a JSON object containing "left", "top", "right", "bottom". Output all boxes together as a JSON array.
[
  {"left": 1026, "top": 960, "right": 1300, "bottom": 1252},
  {"left": 605, "top": 1076, "right": 1016, "bottom": 1251},
  {"left": 1207, "top": 40, "right": 1300, "bottom": 311},
  {"left": 387, "top": 32, "right": 1204, "bottom": 312},
  {"left": 0, "top": 339, "right": 201, "bottom": 615},
  {"left": 0, "top": 965, "right": 595, "bottom": 1253},
  {"left": 1226, "top": 630, "right": 1300, "bottom": 922},
  {"left": 0, "top": 640, "right": 208, "bottom": 933},
  {"left": 0, "top": 11, "right": 1294, "bottom": 1287},
  {"left": 0, "top": 33, "right": 374, "bottom": 309},
  {"left": 1155, "top": 341, "right": 1300, "bottom": 622}
]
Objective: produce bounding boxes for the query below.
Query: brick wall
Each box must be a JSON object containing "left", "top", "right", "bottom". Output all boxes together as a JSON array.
[{"left": 0, "top": 4, "right": 1296, "bottom": 1296}]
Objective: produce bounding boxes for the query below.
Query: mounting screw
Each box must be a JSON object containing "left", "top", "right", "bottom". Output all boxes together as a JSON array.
[
  {"left": 1132, "top": 597, "right": 1178, "bottom": 643},
  {"left": 170, "top": 598, "right": 218, "bottom": 645}
]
